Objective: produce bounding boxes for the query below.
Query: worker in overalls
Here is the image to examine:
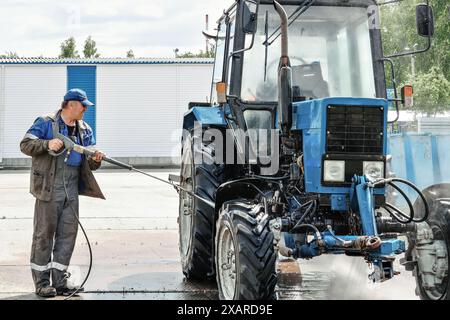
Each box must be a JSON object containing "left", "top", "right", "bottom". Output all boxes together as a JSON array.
[{"left": 20, "top": 89, "right": 105, "bottom": 297}]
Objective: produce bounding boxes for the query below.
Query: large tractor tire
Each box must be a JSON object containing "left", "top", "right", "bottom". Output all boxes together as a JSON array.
[
  {"left": 178, "top": 130, "right": 227, "bottom": 280},
  {"left": 409, "top": 184, "right": 450, "bottom": 300},
  {"left": 215, "top": 200, "right": 277, "bottom": 300}
]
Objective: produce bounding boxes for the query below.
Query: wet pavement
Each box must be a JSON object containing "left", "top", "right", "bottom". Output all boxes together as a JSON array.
[{"left": 0, "top": 169, "right": 419, "bottom": 300}]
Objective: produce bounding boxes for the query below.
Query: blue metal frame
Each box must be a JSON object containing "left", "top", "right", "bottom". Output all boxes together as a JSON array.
[
  {"left": 292, "top": 97, "right": 388, "bottom": 195},
  {"left": 284, "top": 175, "right": 405, "bottom": 280},
  {"left": 350, "top": 175, "right": 377, "bottom": 236}
]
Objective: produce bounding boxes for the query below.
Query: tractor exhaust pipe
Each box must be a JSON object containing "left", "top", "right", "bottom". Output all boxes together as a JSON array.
[{"left": 274, "top": 1, "right": 292, "bottom": 137}]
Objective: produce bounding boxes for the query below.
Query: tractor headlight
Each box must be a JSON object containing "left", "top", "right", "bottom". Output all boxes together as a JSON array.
[
  {"left": 323, "top": 160, "right": 345, "bottom": 182},
  {"left": 363, "top": 161, "right": 384, "bottom": 180}
]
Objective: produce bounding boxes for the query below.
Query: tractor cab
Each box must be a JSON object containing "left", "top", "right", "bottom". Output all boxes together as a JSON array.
[
  {"left": 206, "top": 0, "right": 390, "bottom": 176},
  {"left": 210, "top": 0, "right": 383, "bottom": 105}
]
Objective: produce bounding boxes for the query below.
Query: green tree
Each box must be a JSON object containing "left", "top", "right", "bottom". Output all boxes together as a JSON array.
[
  {"left": 59, "top": 37, "right": 80, "bottom": 58},
  {"left": 83, "top": 36, "right": 100, "bottom": 58},
  {"left": 0, "top": 51, "right": 19, "bottom": 58},
  {"left": 126, "top": 49, "right": 135, "bottom": 58},
  {"left": 380, "top": 0, "right": 450, "bottom": 113},
  {"left": 409, "top": 67, "right": 450, "bottom": 115},
  {"left": 176, "top": 44, "right": 215, "bottom": 58}
]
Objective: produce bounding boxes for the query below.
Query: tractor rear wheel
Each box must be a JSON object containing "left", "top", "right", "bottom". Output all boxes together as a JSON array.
[
  {"left": 178, "top": 130, "right": 226, "bottom": 280},
  {"left": 409, "top": 184, "right": 450, "bottom": 300},
  {"left": 215, "top": 200, "right": 277, "bottom": 300}
]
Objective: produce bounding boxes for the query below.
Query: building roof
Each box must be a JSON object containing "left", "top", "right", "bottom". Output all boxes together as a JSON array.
[{"left": 0, "top": 57, "right": 214, "bottom": 65}]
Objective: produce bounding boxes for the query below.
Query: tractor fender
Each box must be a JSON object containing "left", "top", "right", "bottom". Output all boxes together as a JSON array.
[
  {"left": 182, "top": 106, "right": 227, "bottom": 132},
  {"left": 214, "top": 178, "right": 270, "bottom": 215},
  {"left": 413, "top": 183, "right": 450, "bottom": 214},
  {"left": 212, "top": 178, "right": 272, "bottom": 267}
]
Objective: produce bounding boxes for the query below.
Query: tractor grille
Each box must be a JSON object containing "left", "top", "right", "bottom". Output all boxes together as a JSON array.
[{"left": 326, "top": 105, "right": 384, "bottom": 154}]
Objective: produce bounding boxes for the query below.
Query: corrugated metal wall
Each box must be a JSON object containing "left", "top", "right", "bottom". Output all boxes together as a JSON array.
[
  {"left": 0, "top": 63, "right": 212, "bottom": 162},
  {"left": 96, "top": 64, "right": 212, "bottom": 157},
  {"left": 0, "top": 66, "right": 4, "bottom": 162},
  {"left": 2, "top": 65, "right": 66, "bottom": 158},
  {"left": 418, "top": 117, "right": 450, "bottom": 134},
  {"left": 388, "top": 133, "right": 450, "bottom": 201},
  {"left": 67, "top": 66, "right": 97, "bottom": 139}
]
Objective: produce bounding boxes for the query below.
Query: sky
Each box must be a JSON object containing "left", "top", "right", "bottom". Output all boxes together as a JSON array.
[{"left": 0, "top": 0, "right": 226, "bottom": 58}]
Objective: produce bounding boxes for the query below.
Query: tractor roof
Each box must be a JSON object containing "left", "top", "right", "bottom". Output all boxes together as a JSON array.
[
  {"left": 259, "top": 0, "right": 378, "bottom": 7},
  {"left": 218, "top": 0, "right": 378, "bottom": 24}
]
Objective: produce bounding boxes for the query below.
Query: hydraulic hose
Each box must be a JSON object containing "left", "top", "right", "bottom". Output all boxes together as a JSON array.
[
  {"left": 289, "top": 223, "right": 321, "bottom": 242},
  {"left": 385, "top": 181, "right": 415, "bottom": 223},
  {"left": 252, "top": 173, "right": 290, "bottom": 181},
  {"left": 292, "top": 199, "right": 317, "bottom": 227},
  {"left": 373, "top": 177, "right": 430, "bottom": 224}
]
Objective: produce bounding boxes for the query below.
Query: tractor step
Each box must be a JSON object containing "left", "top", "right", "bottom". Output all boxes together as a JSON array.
[{"left": 168, "top": 174, "right": 180, "bottom": 183}]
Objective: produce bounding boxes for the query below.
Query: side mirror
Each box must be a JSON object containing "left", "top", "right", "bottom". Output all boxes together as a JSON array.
[
  {"left": 416, "top": 4, "right": 434, "bottom": 37},
  {"left": 242, "top": 0, "right": 258, "bottom": 34}
]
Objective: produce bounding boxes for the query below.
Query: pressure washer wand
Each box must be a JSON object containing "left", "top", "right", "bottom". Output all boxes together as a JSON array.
[{"left": 56, "top": 133, "right": 215, "bottom": 208}]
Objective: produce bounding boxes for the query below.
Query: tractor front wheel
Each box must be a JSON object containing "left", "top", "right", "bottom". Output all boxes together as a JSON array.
[{"left": 215, "top": 200, "right": 277, "bottom": 300}]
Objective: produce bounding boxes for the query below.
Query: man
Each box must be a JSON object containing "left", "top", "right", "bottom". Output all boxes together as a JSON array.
[{"left": 20, "top": 88, "right": 105, "bottom": 298}]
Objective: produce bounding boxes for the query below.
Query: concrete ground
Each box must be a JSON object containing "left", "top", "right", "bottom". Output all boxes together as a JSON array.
[{"left": 0, "top": 169, "right": 419, "bottom": 300}]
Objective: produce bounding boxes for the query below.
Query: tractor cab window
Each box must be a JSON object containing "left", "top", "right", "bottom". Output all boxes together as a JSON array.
[
  {"left": 211, "top": 20, "right": 227, "bottom": 105},
  {"left": 241, "top": 4, "right": 376, "bottom": 102},
  {"left": 243, "top": 110, "right": 273, "bottom": 158},
  {"left": 211, "top": 10, "right": 236, "bottom": 105}
]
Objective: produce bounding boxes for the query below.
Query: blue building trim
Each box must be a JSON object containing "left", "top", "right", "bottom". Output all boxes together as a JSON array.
[{"left": 67, "top": 66, "right": 97, "bottom": 140}]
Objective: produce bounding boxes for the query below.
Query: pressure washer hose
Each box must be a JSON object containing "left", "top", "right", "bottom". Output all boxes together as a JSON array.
[
  {"left": 62, "top": 154, "right": 93, "bottom": 300},
  {"left": 58, "top": 151, "right": 218, "bottom": 299}
]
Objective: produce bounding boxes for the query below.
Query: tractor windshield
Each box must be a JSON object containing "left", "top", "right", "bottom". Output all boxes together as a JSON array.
[{"left": 241, "top": 4, "right": 376, "bottom": 102}]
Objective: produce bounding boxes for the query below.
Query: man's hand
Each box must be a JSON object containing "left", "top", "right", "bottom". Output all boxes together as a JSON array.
[
  {"left": 48, "top": 138, "right": 63, "bottom": 152},
  {"left": 92, "top": 150, "right": 105, "bottom": 163}
]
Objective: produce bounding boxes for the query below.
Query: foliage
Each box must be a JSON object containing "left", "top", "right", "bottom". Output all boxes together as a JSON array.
[
  {"left": 409, "top": 67, "right": 450, "bottom": 115},
  {"left": 59, "top": 37, "right": 80, "bottom": 58},
  {"left": 126, "top": 49, "right": 135, "bottom": 58},
  {"left": 83, "top": 36, "right": 100, "bottom": 58},
  {"left": 176, "top": 44, "right": 215, "bottom": 58},
  {"left": 380, "top": 0, "right": 450, "bottom": 114},
  {"left": 0, "top": 51, "right": 19, "bottom": 58}
]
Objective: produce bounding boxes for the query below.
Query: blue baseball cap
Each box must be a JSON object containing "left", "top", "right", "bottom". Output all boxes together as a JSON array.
[{"left": 64, "top": 88, "right": 94, "bottom": 107}]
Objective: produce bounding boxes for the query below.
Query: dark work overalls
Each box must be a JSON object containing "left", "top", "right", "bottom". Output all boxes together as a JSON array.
[{"left": 30, "top": 120, "right": 81, "bottom": 290}]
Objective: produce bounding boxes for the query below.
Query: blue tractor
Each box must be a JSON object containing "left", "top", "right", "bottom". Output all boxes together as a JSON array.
[{"left": 178, "top": 0, "right": 449, "bottom": 300}]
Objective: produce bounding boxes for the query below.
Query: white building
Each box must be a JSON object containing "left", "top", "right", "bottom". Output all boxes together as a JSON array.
[{"left": 0, "top": 58, "right": 214, "bottom": 168}]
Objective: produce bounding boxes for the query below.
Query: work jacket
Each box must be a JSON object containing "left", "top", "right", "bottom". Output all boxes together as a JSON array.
[{"left": 20, "top": 109, "right": 105, "bottom": 201}]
